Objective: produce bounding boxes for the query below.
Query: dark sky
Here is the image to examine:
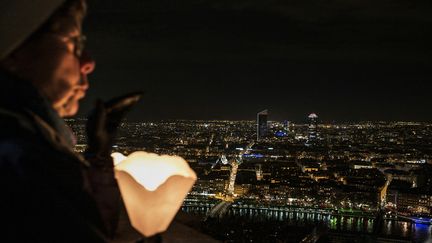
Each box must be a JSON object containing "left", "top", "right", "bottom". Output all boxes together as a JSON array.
[{"left": 79, "top": 0, "right": 432, "bottom": 122}]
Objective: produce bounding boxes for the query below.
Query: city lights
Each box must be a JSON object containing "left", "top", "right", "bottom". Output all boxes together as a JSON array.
[{"left": 67, "top": 117, "right": 432, "bottom": 241}]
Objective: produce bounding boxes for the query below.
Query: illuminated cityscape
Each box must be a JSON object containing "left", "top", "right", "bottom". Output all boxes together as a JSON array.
[
  {"left": 68, "top": 116, "right": 432, "bottom": 242},
  {"left": 79, "top": 1, "right": 431, "bottom": 241}
]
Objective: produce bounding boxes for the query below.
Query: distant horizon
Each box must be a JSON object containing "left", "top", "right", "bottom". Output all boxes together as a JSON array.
[
  {"left": 77, "top": 0, "right": 432, "bottom": 122},
  {"left": 70, "top": 116, "right": 432, "bottom": 124}
]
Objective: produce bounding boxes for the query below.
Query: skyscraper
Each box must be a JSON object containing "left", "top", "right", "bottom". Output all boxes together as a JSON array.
[
  {"left": 283, "top": 120, "right": 290, "bottom": 133},
  {"left": 306, "top": 113, "right": 318, "bottom": 146},
  {"left": 257, "top": 110, "right": 268, "bottom": 141}
]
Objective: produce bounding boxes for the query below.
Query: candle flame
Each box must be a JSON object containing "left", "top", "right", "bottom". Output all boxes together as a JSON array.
[{"left": 112, "top": 151, "right": 196, "bottom": 191}]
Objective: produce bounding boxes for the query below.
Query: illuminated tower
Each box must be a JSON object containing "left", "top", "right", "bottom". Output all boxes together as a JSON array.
[
  {"left": 257, "top": 110, "right": 268, "bottom": 141},
  {"left": 283, "top": 120, "right": 290, "bottom": 133},
  {"left": 306, "top": 113, "right": 318, "bottom": 146},
  {"left": 255, "top": 164, "right": 263, "bottom": 181}
]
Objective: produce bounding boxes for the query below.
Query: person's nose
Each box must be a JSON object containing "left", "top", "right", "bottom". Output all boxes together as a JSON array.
[
  {"left": 80, "top": 50, "right": 95, "bottom": 75},
  {"left": 79, "top": 50, "right": 95, "bottom": 89}
]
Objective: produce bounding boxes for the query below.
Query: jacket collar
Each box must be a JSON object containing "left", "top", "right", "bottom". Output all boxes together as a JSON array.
[{"left": 0, "top": 69, "right": 76, "bottom": 148}]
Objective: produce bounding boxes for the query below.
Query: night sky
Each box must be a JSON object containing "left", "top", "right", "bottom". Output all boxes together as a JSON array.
[{"left": 80, "top": 0, "right": 432, "bottom": 122}]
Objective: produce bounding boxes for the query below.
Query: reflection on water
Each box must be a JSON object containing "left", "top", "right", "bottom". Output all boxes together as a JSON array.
[
  {"left": 381, "top": 220, "right": 432, "bottom": 243},
  {"left": 411, "top": 223, "right": 432, "bottom": 243},
  {"left": 182, "top": 205, "right": 432, "bottom": 242}
]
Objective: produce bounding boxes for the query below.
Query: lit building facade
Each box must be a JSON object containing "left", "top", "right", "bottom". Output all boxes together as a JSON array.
[
  {"left": 257, "top": 110, "right": 268, "bottom": 141},
  {"left": 306, "top": 113, "right": 318, "bottom": 146}
]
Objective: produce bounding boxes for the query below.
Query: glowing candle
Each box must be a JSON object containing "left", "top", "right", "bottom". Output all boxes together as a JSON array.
[{"left": 112, "top": 151, "right": 197, "bottom": 237}]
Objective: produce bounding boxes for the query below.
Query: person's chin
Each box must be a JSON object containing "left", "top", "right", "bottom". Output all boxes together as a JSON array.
[
  {"left": 58, "top": 101, "right": 79, "bottom": 118},
  {"left": 59, "top": 91, "right": 86, "bottom": 117}
]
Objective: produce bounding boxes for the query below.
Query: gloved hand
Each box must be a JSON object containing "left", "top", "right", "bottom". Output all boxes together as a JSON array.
[{"left": 85, "top": 92, "right": 142, "bottom": 165}]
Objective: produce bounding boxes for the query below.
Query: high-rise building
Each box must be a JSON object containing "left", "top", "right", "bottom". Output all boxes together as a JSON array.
[
  {"left": 306, "top": 113, "right": 318, "bottom": 146},
  {"left": 283, "top": 120, "right": 290, "bottom": 133},
  {"left": 257, "top": 110, "right": 268, "bottom": 141}
]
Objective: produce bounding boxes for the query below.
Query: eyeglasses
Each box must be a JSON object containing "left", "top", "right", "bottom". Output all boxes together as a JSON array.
[
  {"left": 44, "top": 32, "right": 87, "bottom": 58},
  {"left": 70, "top": 34, "right": 87, "bottom": 57}
]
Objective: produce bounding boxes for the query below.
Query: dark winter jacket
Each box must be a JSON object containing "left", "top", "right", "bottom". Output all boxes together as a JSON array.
[{"left": 0, "top": 70, "right": 120, "bottom": 242}]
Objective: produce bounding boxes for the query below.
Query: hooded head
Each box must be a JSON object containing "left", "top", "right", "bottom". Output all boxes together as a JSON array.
[
  {"left": 0, "top": 0, "right": 66, "bottom": 60},
  {"left": 0, "top": 0, "right": 95, "bottom": 117}
]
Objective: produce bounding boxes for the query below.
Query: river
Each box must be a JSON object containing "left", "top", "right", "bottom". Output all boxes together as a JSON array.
[{"left": 182, "top": 205, "right": 432, "bottom": 242}]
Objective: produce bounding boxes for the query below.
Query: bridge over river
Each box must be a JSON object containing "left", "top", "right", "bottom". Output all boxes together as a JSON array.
[{"left": 181, "top": 202, "right": 431, "bottom": 242}]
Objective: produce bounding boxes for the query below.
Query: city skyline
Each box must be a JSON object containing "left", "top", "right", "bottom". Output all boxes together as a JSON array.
[
  {"left": 68, "top": 118, "right": 432, "bottom": 242},
  {"left": 75, "top": 110, "right": 432, "bottom": 123},
  {"left": 77, "top": 0, "right": 432, "bottom": 121}
]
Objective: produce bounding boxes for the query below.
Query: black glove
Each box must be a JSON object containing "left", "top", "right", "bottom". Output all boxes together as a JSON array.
[{"left": 85, "top": 92, "right": 142, "bottom": 164}]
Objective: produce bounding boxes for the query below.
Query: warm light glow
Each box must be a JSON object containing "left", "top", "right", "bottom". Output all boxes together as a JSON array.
[
  {"left": 112, "top": 151, "right": 197, "bottom": 236},
  {"left": 112, "top": 152, "right": 127, "bottom": 166},
  {"left": 113, "top": 151, "right": 196, "bottom": 191}
]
